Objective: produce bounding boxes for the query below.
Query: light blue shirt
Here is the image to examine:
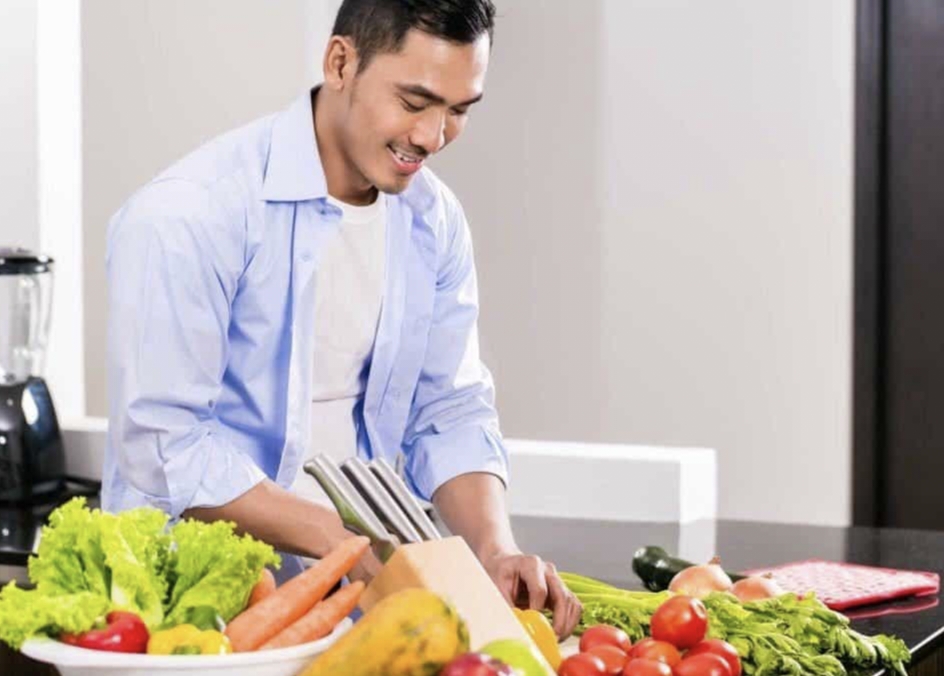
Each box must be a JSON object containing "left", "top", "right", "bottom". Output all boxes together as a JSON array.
[{"left": 102, "top": 89, "right": 508, "bottom": 519}]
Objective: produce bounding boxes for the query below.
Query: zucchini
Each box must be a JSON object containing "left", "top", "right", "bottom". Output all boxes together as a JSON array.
[{"left": 632, "top": 546, "right": 746, "bottom": 591}]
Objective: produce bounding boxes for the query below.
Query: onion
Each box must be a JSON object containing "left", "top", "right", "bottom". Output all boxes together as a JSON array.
[
  {"left": 731, "top": 574, "right": 784, "bottom": 602},
  {"left": 668, "top": 556, "right": 734, "bottom": 598}
]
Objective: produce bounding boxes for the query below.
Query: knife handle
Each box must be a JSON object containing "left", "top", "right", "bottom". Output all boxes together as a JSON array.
[{"left": 303, "top": 456, "right": 398, "bottom": 562}]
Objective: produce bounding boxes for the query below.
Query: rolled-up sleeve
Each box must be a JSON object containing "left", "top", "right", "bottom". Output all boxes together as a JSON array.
[
  {"left": 106, "top": 179, "right": 266, "bottom": 518},
  {"left": 402, "top": 191, "right": 509, "bottom": 501}
]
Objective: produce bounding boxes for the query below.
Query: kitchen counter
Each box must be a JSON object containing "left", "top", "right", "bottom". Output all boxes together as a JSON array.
[{"left": 3, "top": 511, "right": 944, "bottom": 675}]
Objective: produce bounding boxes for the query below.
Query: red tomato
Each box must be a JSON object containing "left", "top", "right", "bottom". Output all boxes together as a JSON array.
[
  {"left": 628, "top": 638, "right": 682, "bottom": 667},
  {"left": 588, "top": 645, "right": 629, "bottom": 675},
  {"left": 672, "top": 654, "right": 732, "bottom": 676},
  {"left": 649, "top": 596, "right": 708, "bottom": 649},
  {"left": 559, "top": 653, "right": 608, "bottom": 676},
  {"left": 685, "top": 640, "right": 741, "bottom": 676},
  {"left": 580, "top": 625, "right": 633, "bottom": 654},
  {"left": 622, "top": 658, "right": 674, "bottom": 676}
]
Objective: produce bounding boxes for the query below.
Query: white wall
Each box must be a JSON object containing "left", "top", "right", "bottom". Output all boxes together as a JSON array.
[
  {"left": 81, "top": 0, "right": 315, "bottom": 416},
  {"left": 0, "top": 0, "right": 38, "bottom": 250},
  {"left": 432, "top": 0, "right": 854, "bottom": 525},
  {"left": 75, "top": 1, "right": 854, "bottom": 525}
]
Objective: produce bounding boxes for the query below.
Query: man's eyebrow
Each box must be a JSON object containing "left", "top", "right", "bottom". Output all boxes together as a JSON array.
[{"left": 396, "top": 83, "right": 483, "bottom": 107}]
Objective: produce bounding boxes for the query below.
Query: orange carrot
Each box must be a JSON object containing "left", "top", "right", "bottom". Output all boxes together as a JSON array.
[
  {"left": 225, "top": 535, "right": 370, "bottom": 652},
  {"left": 248, "top": 568, "right": 277, "bottom": 607},
  {"left": 260, "top": 580, "right": 365, "bottom": 650}
]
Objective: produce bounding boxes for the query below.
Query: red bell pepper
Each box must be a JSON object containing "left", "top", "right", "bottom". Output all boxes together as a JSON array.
[{"left": 61, "top": 611, "right": 149, "bottom": 653}]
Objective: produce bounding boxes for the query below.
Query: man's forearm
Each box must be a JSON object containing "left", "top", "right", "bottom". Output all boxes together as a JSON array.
[
  {"left": 183, "top": 479, "right": 353, "bottom": 559},
  {"left": 432, "top": 472, "right": 519, "bottom": 561}
]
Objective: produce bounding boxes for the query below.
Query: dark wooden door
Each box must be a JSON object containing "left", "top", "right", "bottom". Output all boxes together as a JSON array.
[{"left": 854, "top": 0, "right": 944, "bottom": 529}]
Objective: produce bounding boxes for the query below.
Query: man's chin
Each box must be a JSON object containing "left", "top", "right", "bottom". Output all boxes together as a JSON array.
[{"left": 372, "top": 175, "right": 411, "bottom": 195}]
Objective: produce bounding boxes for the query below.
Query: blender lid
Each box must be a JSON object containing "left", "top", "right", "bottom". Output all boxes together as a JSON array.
[{"left": 0, "top": 247, "right": 54, "bottom": 275}]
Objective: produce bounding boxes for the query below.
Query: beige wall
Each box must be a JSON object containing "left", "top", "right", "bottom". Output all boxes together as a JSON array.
[
  {"left": 82, "top": 0, "right": 314, "bottom": 416},
  {"left": 0, "top": 0, "right": 38, "bottom": 250},
  {"left": 433, "top": 0, "right": 854, "bottom": 524}
]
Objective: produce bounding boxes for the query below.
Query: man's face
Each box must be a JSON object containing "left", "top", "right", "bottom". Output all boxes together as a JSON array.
[{"left": 339, "top": 29, "right": 490, "bottom": 194}]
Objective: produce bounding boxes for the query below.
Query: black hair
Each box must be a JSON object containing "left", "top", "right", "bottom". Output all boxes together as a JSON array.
[{"left": 332, "top": 0, "right": 496, "bottom": 72}]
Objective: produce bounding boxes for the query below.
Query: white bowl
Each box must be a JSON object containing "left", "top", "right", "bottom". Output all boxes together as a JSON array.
[{"left": 20, "top": 617, "right": 352, "bottom": 676}]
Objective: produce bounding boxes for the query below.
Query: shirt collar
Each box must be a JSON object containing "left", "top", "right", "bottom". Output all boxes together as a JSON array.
[
  {"left": 262, "top": 88, "right": 327, "bottom": 202},
  {"left": 262, "top": 86, "right": 439, "bottom": 220}
]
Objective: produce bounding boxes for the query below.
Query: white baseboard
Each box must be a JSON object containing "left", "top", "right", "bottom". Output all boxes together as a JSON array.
[
  {"left": 59, "top": 421, "right": 719, "bottom": 526},
  {"left": 61, "top": 416, "right": 107, "bottom": 480},
  {"left": 505, "top": 438, "right": 717, "bottom": 524}
]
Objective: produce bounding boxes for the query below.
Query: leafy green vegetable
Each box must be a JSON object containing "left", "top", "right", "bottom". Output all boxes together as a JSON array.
[
  {"left": 562, "top": 572, "right": 910, "bottom": 676},
  {"left": 27, "top": 497, "right": 109, "bottom": 597},
  {"left": 163, "top": 519, "right": 280, "bottom": 627},
  {"left": 98, "top": 508, "right": 171, "bottom": 628},
  {"left": 0, "top": 584, "right": 111, "bottom": 650},
  {"left": 0, "top": 498, "right": 280, "bottom": 650}
]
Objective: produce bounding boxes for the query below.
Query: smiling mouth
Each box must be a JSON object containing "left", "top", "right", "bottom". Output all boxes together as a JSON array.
[{"left": 388, "top": 145, "right": 425, "bottom": 167}]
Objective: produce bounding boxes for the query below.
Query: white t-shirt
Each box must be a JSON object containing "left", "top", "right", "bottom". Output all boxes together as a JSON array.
[{"left": 291, "top": 192, "right": 386, "bottom": 505}]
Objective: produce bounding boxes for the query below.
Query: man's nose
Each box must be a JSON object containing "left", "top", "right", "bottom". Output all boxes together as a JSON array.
[{"left": 410, "top": 108, "right": 447, "bottom": 156}]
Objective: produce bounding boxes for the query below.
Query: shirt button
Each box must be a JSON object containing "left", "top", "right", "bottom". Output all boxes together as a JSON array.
[{"left": 300, "top": 250, "right": 312, "bottom": 262}]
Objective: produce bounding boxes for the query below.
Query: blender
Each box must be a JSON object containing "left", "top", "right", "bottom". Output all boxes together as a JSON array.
[{"left": 0, "top": 247, "right": 94, "bottom": 505}]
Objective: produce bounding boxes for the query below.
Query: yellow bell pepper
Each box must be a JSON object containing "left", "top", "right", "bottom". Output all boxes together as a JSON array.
[
  {"left": 513, "top": 608, "right": 561, "bottom": 670},
  {"left": 147, "top": 624, "right": 233, "bottom": 655}
]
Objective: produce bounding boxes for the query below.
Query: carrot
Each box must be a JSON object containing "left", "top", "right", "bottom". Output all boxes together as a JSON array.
[
  {"left": 225, "top": 535, "right": 370, "bottom": 652},
  {"left": 260, "top": 580, "right": 365, "bottom": 650},
  {"left": 248, "top": 568, "right": 277, "bottom": 607}
]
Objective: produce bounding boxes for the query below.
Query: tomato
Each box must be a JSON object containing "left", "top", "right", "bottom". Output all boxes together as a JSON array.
[
  {"left": 628, "top": 638, "right": 682, "bottom": 667},
  {"left": 579, "top": 625, "right": 633, "bottom": 654},
  {"left": 621, "top": 658, "right": 673, "bottom": 676},
  {"left": 672, "top": 654, "right": 732, "bottom": 676},
  {"left": 649, "top": 596, "right": 708, "bottom": 649},
  {"left": 685, "top": 640, "right": 741, "bottom": 676},
  {"left": 559, "top": 653, "right": 608, "bottom": 676},
  {"left": 588, "top": 645, "right": 629, "bottom": 675}
]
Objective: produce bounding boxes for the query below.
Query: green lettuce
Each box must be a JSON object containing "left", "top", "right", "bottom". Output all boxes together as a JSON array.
[
  {"left": 0, "top": 584, "right": 111, "bottom": 650},
  {"left": 27, "top": 497, "right": 109, "bottom": 597},
  {"left": 27, "top": 498, "right": 170, "bottom": 628},
  {"left": 0, "top": 497, "right": 280, "bottom": 650},
  {"left": 98, "top": 507, "right": 170, "bottom": 628},
  {"left": 163, "top": 519, "right": 280, "bottom": 627}
]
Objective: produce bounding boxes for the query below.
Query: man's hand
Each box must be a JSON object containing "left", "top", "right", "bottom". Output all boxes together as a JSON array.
[
  {"left": 432, "top": 472, "right": 583, "bottom": 639},
  {"left": 482, "top": 549, "right": 582, "bottom": 639}
]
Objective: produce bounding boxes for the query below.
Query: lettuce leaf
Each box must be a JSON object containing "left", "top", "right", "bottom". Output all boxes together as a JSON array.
[
  {"left": 27, "top": 498, "right": 170, "bottom": 629},
  {"left": 163, "top": 519, "right": 279, "bottom": 627},
  {"left": 0, "top": 498, "right": 280, "bottom": 649},
  {"left": 98, "top": 508, "right": 170, "bottom": 628},
  {"left": 28, "top": 497, "right": 109, "bottom": 597},
  {"left": 0, "top": 583, "right": 111, "bottom": 650}
]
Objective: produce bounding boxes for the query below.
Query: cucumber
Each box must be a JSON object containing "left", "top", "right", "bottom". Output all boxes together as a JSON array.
[{"left": 632, "top": 546, "right": 747, "bottom": 591}]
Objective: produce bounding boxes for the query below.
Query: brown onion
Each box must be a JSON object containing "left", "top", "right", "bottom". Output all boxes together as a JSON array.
[
  {"left": 668, "top": 556, "right": 734, "bottom": 598},
  {"left": 731, "top": 573, "right": 784, "bottom": 602}
]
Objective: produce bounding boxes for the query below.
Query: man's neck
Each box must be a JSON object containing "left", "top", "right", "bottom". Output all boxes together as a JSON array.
[{"left": 312, "top": 89, "right": 378, "bottom": 206}]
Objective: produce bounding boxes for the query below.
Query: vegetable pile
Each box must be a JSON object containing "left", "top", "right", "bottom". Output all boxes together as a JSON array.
[
  {"left": 0, "top": 497, "right": 279, "bottom": 651},
  {"left": 561, "top": 572, "right": 911, "bottom": 676}
]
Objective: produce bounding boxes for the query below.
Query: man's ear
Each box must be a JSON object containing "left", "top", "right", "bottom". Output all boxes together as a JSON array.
[{"left": 322, "top": 36, "right": 359, "bottom": 91}]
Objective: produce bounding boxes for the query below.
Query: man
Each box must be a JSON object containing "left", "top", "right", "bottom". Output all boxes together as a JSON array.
[{"left": 103, "top": 0, "right": 581, "bottom": 637}]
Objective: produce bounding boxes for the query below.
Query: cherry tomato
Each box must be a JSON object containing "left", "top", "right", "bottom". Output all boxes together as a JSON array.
[
  {"left": 579, "top": 625, "right": 633, "bottom": 654},
  {"left": 559, "top": 653, "right": 608, "bottom": 676},
  {"left": 628, "top": 638, "right": 682, "bottom": 667},
  {"left": 588, "top": 645, "right": 629, "bottom": 675},
  {"left": 622, "top": 658, "right": 673, "bottom": 676},
  {"left": 649, "top": 596, "right": 708, "bottom": 649},
  {"left": 685, "top": 640, "right": 741, "bottom": 676},
  {"left": 673, "top": 654, "right": 732, "bottom": 676}
]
